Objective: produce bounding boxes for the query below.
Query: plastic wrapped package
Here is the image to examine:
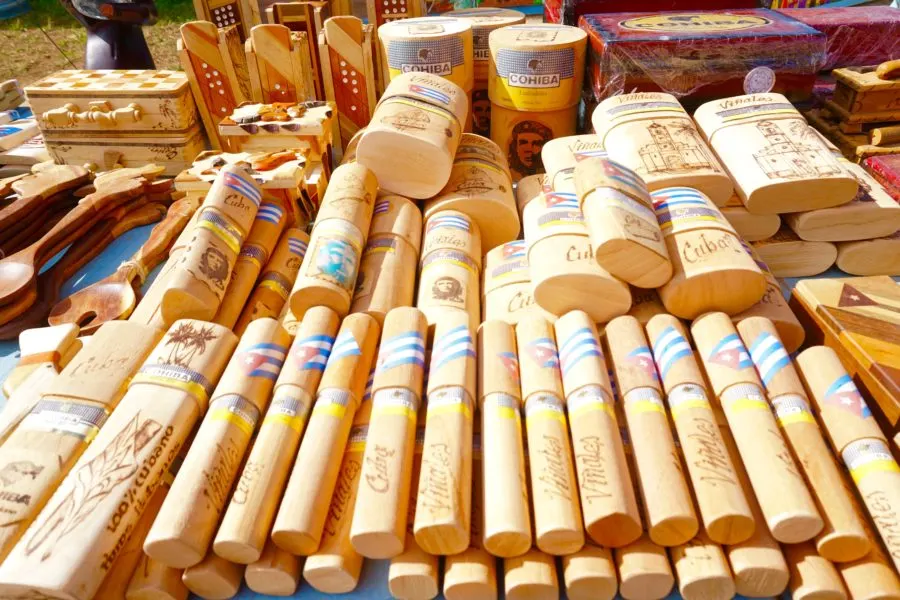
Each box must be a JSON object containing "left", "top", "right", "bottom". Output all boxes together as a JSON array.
[
  {"left": 544, "top": 0, "right": 756, "bottom": 26},
  {"left": 865, "top": 155, "right": 900, "bottom": 203},
  {"left": 580, "top": 9, "right": 826, "bottom": 107},
  {"left": 778, "top": 8, "right": 900, "bottom": 72}
]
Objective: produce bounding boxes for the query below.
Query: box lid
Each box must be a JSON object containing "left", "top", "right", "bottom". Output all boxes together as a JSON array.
[{"left": 25, "top": 70, "right": 190, "bottom": 99}]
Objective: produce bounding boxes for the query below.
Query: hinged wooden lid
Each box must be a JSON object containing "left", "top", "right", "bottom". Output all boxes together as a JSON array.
[
  {"left": 574, "top": 156, "right": 651, "bottom": 209},
  {"left": 593, "top": 92, "right": 690, "bottom": 136},
  {"left": 514, "top": 315, "right": 564, "bottom": 400},
  {"left": 690, "top": 312, "right": 761, "bottom": 398},
  {"left": 540, "top": 134, "right": 605, "bottom": 193},
  {"left": 554, "top": 310, "right": 611, "bottom": 399},
  {"left": 277, "top": 306, "right": 341, "bottom": 395},
  {"left": 834, "top": 64, "right": 900, "bottom": 93},
  {"left": 477, "top": 319, "right": 521, "bottom": 402},
  {"left": 694, "top": 93, "right": 803, "bottom": 142},
  {"left": 372, "top": 307, "right": 428, "bottom": 396},
  {"left": 421, "top": 210, "right": 482, "bottom": 265},
  {"left": 484, "top": 240, "right": 529, "bottom": 294},
  {"left": 605, "top": 315, "right": 661, "bottom": 397},
  {"left": 370, "top": 195, "right": 423, "bottom": 252},
  {"left": 25, "top": 70, "right": 190, "bottom": 98},
  {"left": 426, "top": 310, "right": 477, "bottom": 400}
]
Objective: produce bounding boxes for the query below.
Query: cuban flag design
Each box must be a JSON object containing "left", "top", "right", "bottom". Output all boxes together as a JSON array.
[
  {"left": 502, "top": 241, "right": 526, "bottom": 260},
  {"left": 603, "top": 159, "right": 644, "bottom": 188},
  {"left": 824, "top": 374, "right": 872, "bottom": 418},
  {"left": 377, "top": 331, "right": 426, "bottom": 372},
  {"left": 749, "top": 332, "right": 791, "bottom": 386},
  {"left": 240, "top": 343, "right": 287, "bottom": 381},
  {"left": 574, "top": 148, "right": 608, "bottom": 161},
  {"left": 652, "top": 326, "right": 692, "bottom": 380},
  {"left": 651, "top": 187, "right": 707, "bottom": 211},
  {"left": 544, "top": 192, "right": 579, "bottom": 209},
  {"left": 559, "top": 328, "right": 602, "bottom": 375},
  {"left": 331, "top": 331, "right": 362, "bottom": 361},
  {"left": 374, "top": 200, "right": 391, "bottom": 215},
  {"left": 257, "top": 203, "right": 284, "bottom": 225},
  {"left": 428, "top": 214, "right": 470, "bottom": 232},
  {"left": 627, "top": 346, "right": 659, "bottom": 380},
  {"left": 292, "top": 334, "right": 334, "bottom": 371},
  {"left": 363, "top": 367, "right": 375, "bottom": 402},
  {"left": 431, "top": 325, "right": 475, "bottom": 370},
  {"left": 526, "top": 337, "right": 560, "bottom": 369},
  {"left": 288, "top": 237, "right": 308, "bottom": 257},
  {"left": 409, "top": 83, "right": 450, "bottom": 105},
  {"left": 707, "top": 334, "right": 753, "bottom": 370},
  {"left": 223, "top": 171, "right": 262, "bottom": 207},
  {"left": 497, "top": 351, "right": 519, "bottom": 383}
]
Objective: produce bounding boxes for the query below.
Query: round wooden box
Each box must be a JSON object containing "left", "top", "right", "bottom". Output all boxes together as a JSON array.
[
  {"left": 488, "top": 24, "right": 586, "bottom": 112},
  {"left": 446, "top": 8, "right": 525, "bottom": 84},
  {"left": 483, "top": 240, "right": 554, "bottom": 324},
  {"left": 522, "top": 194, "right": 631, "bottom": 323},
  {"left": 425, "top": 133, "right": 519, "bottom": 253},
  {"left": 417, "top": 210, "right": 482, "bottom": 333},
  {"left": 652, "top": 186, "right": 766, "bottom": 319},
  {"left": 574, "top": 156, "right": 672, "bottom": 289},
  {"left": 378, "top": 17, "right": 474, "bottom": 91},
  {"left": 491, "top": 102, "right": 577, "bottom": 182},
  {"left": 722, "top": 205, "right": 781, "bottom": 242},
  {"left": 540, "top": 134, "right": 605, "bottom": 193},
  {"left": 290, "top": 163, "right": 378, "bottom": 319},
  {"left": 350, "top": 195, "right": 423, "bottom": 325},
  {"left": 356, "top": 72, "right": 468, "bottom": 199},
  {"left": 694, "top": 94, "right": 858, "bottom": 215},
  {"left": 836, "top": 232, "right": 900, "bottom": 276},
  {"left": 516, "top": 173, "right": 546, "bottom": 221},
  {"left": 591, "top": 93, "right": 733, "bottom": 206},
  {"left": 342, "top": 128, "right": 364, "bottom": 164}
]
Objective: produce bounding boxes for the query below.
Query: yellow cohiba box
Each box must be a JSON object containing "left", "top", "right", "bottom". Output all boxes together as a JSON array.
[{"left": 378, "top": 17, "right": 475, "bottom": 91}]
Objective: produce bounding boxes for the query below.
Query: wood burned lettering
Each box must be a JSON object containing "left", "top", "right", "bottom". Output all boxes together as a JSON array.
[
  {"left": 323, "top": 458, "right": 362, "bottom": 537},
  {"left": 575, "top": 435, "right": 612, "bottom": 503},
  {"left": 682, "top": 232, "right": 744, "bottom": 265},
  {"left": 382, "top": 106, "right": 430, "bottom": 133},
  {"left": 865, "top": 489, "right": 900, "bottom": 560},
  {"left": 420, "top": 442, "right": 452, "bottom": 515},
  {"left": 685, "top": 417, "right": 736, "bottom": 488},
  {"left": 364, "top": 445, "right": 394, "bottom": 494},
  {"left": 229, "top": 461, "right": 263, "bottom": 505},
  {"left": 202, "top": 441, "right": 243, "bottom": 511},
  {"left": 507, "top": 289, "right": 536, "bottom": 314},
  {"left": 538, "top": 434, "right": 571, "bottom": 502},
  {"left": 164, "top": 322, "right": 219, "bottom": 367}
]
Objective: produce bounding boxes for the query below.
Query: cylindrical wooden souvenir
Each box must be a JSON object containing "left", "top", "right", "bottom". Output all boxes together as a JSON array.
[
  {"left": 562, "top": 544, "right": 617, "bottom": 600},
  {"left": 271, "top": 313, "right": 380, "bottom": 556},
  {"left": 671, "top": 533, "right": 735, "bottom": 600},
  {"left": 447, "top": 8, "right": 524, "bottom": 83},
  {"left": 515, "top": 315, "right": 584, "bottom": 555},
  {"left": 515, "top": 173, "right": 545, "bottom": 221},
  {"left": 606, "top": 315, "right": 698, "bottom": 547},
  {"left": 181, "top": 553, "right": 243, "bottom": 600},
  {"left": 483, "top": 240, "right": 552, "bottom": 325},
  {"left": 357, "top": 72, "right": 468, "bottom": 199},
  {"left": 417, "top": 210, "right": 482, "bottom": 333},
  {"left": 522, "top": 192, "right": 631, "bottom": 323},
  {"left": 783, "top": 542, "right": 848, "bottom": 600},
  {"left": 722, "top": 205, "right": 781, "bottom": 242},
  {"left": 645, "top": 314, "right": 755, "bottom": 546},
  {"left": 837, "top": 518, "right": 900, "bottom": 600},
  {"left": 752, "top": 227, "right": 837, "bottom": 277},
  {"left": 836, "top": 231, "right": 900, "bottom": 276},
  {"left": 378, "top": 17, "right": 474, "bottom": 90},
  {"left": 414, "top": 311, "right": 476, "bottom": 555},
  {"left": 425, "top": 133, "right": 519, "bottom": 252},
  {"left": 615, "top": 535, "right": 675, "bottom": 600},
  {"left": 575, "top": 156, "right": 672, "bottom": 288},
  {"left": 691, "top": 313, "right": 823, "bottom": 544},
  {"left": 652, "top": 187, "right": 765, "bottom": 319},
  {"left": 161, "top": 166, "right": 261, "bottom": 324},
  {"left": 554, "top": 310, "right": 642, "bottom": 548},
  {"left": 592, "top": 93, "right": 733, "bottom": 205},
  {"left": 491, "top": 102, "right": 577, "bottom": 182},
  {"left": 127, "top": 554, "right": 188, "bottom": 600},
  {"left": 477, "top": 320, "right": 532, "bottom": 558},
  {"left": 350, "top": 195, "right": 422, "bottom": 325},
  {"left": 504, "top": 550, "right": 559, "bottom": 600},
  {"left": 539, "top": 134, "right": 605, "bottom": 194},
  {"left": 233, "top": 227, "right": 309, "bottom": 337},
  {"left": 488, "top": 24, "right": 586, "bottom": 112},
  {"left": 290, "top": 163, "right": 376, "bottom": 319},
  {"left": 694, "top": 94, "right": 858, "bottom": 214},
  {"left": 627, "top": 287, "right": 666, "bottom": 325},
  {"left": 350, "top": 307, "right": 427, "bottom": 559},
  {"left": 244, "top": 542, "right": 302, "bottom": 596}
]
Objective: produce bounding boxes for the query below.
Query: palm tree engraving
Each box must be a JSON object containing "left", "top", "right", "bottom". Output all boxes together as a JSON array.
[{"left": 164, "top": 322, "right": 218, "bottom": 366}]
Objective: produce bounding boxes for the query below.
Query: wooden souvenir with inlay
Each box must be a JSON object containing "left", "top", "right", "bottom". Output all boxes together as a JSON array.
[
  {"left": 836, "top": 232, "right": 900, "bottom": 276},
  {"left": 491, "top": 102, "right": 577, "bottom": 182},
  {"left": 722, "top": 205, "right": 781, "bottom": 242},
  {"left": 350, "top": 195, "right": 422, "bottom": 325},
  {"left": 367, "top": 0, "right": 424, "bottom": 30},
  {"left": 193, "top": 0, "right": 254, "bottom": 38},
  {"left": 356, "top": 72, "right": 468, "bottom": 199},
  {"left": 592, "top": 93, "right": 732, "bottom": 205},
  {"left": 0, "top": 320, "right": 237, "bottom": 600},
  {"left": 378, "top": 17, "right": 474, "bottom": 91},
  {"left": 268, "top": 1, "right": 328, "bottom": 100},
  {"left": 245, "top": 25, "right": 313, "bottom": 104},
  {"left": 652, "top": 187, "right": 765, "bottom": 319},
  {"left": 218, "top": 101, "right": 334, "bottom": 165},
  {"left": 694, "top": 94, "right": 858, "bottom": 214},
  {"left": 752, "top": 227, "right": 837, "bottom": 278}
]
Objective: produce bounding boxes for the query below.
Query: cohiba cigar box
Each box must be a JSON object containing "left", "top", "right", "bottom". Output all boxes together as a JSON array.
[
  {"left": 25, "top": 70, "right": 204, "bottom": 175},
  {"left": 865, "top": 154, "right": 900, "bottom": 202}
]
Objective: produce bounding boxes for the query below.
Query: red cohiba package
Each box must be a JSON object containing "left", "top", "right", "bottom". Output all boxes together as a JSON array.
[
  {"left": 865, "top": 155, "right": 900, "bottom": 203},
  {"left": 580, "top": 9, "right": 826, "bottom": 107},
  {"left": 544, "top": 0, "right": 756, "bottom": 26}
]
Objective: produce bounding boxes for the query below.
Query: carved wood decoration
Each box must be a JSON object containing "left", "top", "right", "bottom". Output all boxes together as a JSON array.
[
  {"left": 246, "top": 24, "right": 311, "bottom": 104},
  {"left": 192, "top": 0, "right": 255, "bottom": 40},
  {"left": 268, "top": 2, "right": 328, "bottom": 100}
]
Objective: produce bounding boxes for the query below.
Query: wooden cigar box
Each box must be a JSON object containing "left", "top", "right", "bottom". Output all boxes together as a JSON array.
[
  {"left": 829, "top": 61, "right": 900, "bottom": 125},
  {"left": 218, "top": 101, "right": 334, "bottom": 164},
  {"left": 836, "top": 232, "right": 900, "bottom": 277},
  {"left": 752, "top": 227, "right": 837, "bottom": 278},
  {"left": 806, "top": 107, "right": 900, "bottom": 163},
  {"left": 194, "top": 0, "right": 255, "bottom": 39},
  {"left": 722, "top": 205, "right": 780, "bottom": 242},
  {"left": 790, "top": 275, "right": 900, "bottom": 436},
  {"left": 25, "top": 70, "right": 204, "bottom": 175}
]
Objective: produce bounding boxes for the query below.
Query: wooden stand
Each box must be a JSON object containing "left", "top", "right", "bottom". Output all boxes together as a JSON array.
[
  {"left": 267, "top": 1, "right": 328, "bottom": 100},
  {"left": 245, "top": 25, "right": 313, "bottom": 104},
  {"left": 490, "top": 103, "right": 577, "bottom": 182},
  {"left": 722, "top": 205, "right": 781, "bottom": 242},
  {"left": 504, "top": 550, "right": 559, "bottom": 600},
  {"left": 244, "top": 541, "right": 302, "bottom": 596}
]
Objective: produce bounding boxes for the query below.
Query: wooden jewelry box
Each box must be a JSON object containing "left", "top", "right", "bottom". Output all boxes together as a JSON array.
[
  {"left": 25, "top": 70, "right": 204, "bottom": 175},
  {"left": 829, "top": 61, "right": 900, "bottom": 125}
]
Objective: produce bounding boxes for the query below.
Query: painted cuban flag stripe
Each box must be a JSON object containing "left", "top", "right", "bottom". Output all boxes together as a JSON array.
[
  {"left": 652, "top": 326, "right": 692, "bottom": 380},
  {"left": 749, "top": 332, "right": 791, "bottom": 385}
]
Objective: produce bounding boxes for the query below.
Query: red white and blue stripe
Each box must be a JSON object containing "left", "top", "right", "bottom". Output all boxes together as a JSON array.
[
  {"left": 288, "top": 237, "right": 308, "bottom": 257},
  {"left": 602, "top": 159, "right": 646, "bottom": 190},
  {"left": 257, "top": 203, "right": 284, "bottom": 225},
  {"left": 526, "top": 337, "right": 560, "bottom": 369},
  {"left": 363, "top": 367, "right": 375, "bottom": 402},
  {"left": 240, "top": 343, "right": 287, "bottom": 381},
  {"left": 374, "top": 200, "right": 391, "bottom": 215},
  {"left": 825, "top": 374, "right": 871, "bottom": 418},
  {"left": 409, "top": 83, "right": 450, "bottom": 105},
  {"left": 559, "top": 327, "right": 602, "bottom": 375},
  {"left": 431, "top": 325, "right": 475, "bottom": 369},
  {"left": 223, "top": 171, "right": 262, "bottom": 207},
  {"left": 544, "top": 192, "right": 579, "bottom": 209},
  {"left": 707, "top": 334, "right": 753, "bottom": 370},
  {"left": 749, "top": 332, "right": 791, "bottom": 386},
  {"left": 627, "top": 346, "right": 658, "bottom": 380},
  {"left": 331, "top": 331, "right": 362, "bottom": 361},
  {"left": 377, "top": 331, "right": 426, "bottom": 373},
  {"left": 574, "top": 149, "right": 608, "bottom": 161},
  {"left": 651, "top": 187, "right": 707, "bottom": 211},
  {"left": 292, "top": 334, "right": 334, "bottom": 371},
  {"left": 502, "top": 241, "right": 526, "bottom": 260},
  {"left": 652, "top": 326, "right": 692, "bottom": 380},
  {"left": 498, "top": 351, "right": 520, "bottom": 383},
  {"left": 428, "top": 214, "right": 470, "bottom": 232}
]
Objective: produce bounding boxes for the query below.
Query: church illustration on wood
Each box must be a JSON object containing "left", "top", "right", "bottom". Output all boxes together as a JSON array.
[
  {"left": 638, "top": 121, "right": 716, "bottom": 174},
  {"left": 752, "top": 120, "right": 842, "bottom": 180}
]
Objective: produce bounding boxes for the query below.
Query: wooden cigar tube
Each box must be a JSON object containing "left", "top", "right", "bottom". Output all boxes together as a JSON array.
[
  {"left": 737, "top": 317, "right": 869, "bottom": 562},
  {"left": 671, "top": 533, "right": 735, "bottom": 600},
  {"left": 0, "top": 320, "right": 237, "bottom": 600},
  {"left": 752, "top": 228, "right": 837, "bottom": 278},
  {"left": 162, "top": 166, "right": 261, "bottom": 324},
  {"left": 837, "top": 515, "right": 900, "bottom": 600},
  {"left": 711, "top": 404, "right": 790, "bottom": 597},
  {"left": 504, "top": 549, "right": 559, "bottom": 600},
  {"left": 628, "top": 287, "right": 667, "bottom": 325},
  {"left": 350, "top": 196, "right": 423, "bottom": 326},
  {"left": 414, "top": 311, "right": 476, "bottom": 555},
  {"left": 477, "top": 320, "right": 532, "bottom": 557},
  {"left": 540, "top": 134, "right": 604, "bottom": 195},
  {"left": 796, "top": 346, "right": 900, "bottom": 573},
  {"left": 691, "top": 312, "right": 823, "bottom": 544},
  {"left": 244, "top": 540, "right": 302, "bottom": 596},
  {"left": 515, "top": 173, "right": 545, "bottom": 222},
  {"left": 127, "top": 555, "right": 188, "bottom": 600},
  {"left": 214, "top": 201, "right": 287, "bottom": 328},
  {"left": 515, "top": 315, "right": 584, "bottom": 555},
  {"left": 272, "top": 313, "right": 380, "bottom": 555},
  {"left": 290, "top": 163, "right": 378, "bottom": 319},
  {"left": 304, "top": 400, "right": 371, "bottom": 593},
  {"left": 562, "top": 543, "right": 617, "bottom": 600},
  {"left": 606, "top": 315, "right": 698, "bottom": 547},
  {"left": 645, "top": 314, "right": 754, "bottom": 546},
  {"left": 614, "top": 535, "right": 675, "bottom": 600},
  {"left": 574, "top": 156, "right": 672, "bottom": 288},
  {"left": 784, "top": 542, "right": 848, "bottom": 600},
  {"left": 144, "top": 318, "right": 291, "bottom": 568},
  {"left": 233, "top": 227, "right": 309, "bottom": 336},
  {"left": 214, "top": 307, "right": 340, "bottom": 564},
  {"left": 181, "top": 553, "right": 243, "bottom": 600},
  {"left": 0, "top": 321, "right": 160, "bottom": 563},
  {"left": 351, "top": 307, "right": 427, "bottom": 559},
  {"left": 722, "top": 205, "right": 781, "bottom": 242},
  {"left": 482, "top": 240, "right": 556, "bottom": 325},
  {"left": 554, "top": 310, "right": 641, "bottom": 548}
]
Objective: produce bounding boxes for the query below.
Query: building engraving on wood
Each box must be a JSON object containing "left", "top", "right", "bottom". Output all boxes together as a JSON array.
[
  {"left": 752, "top": 120, "right": 842, "bottom": 180},
  {"left": 638, "top": 121, "right": 716, "bottom": 175}
]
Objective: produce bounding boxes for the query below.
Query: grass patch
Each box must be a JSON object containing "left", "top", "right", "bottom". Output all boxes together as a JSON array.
[{"left": 1, "top": 0, "right": 194, "bottom": 29}]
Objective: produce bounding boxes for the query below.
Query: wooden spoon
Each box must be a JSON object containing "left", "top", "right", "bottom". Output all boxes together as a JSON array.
[
  {"left": 0, "top": 177, "right": 145, "bottom": 308},
  {"left": 49, "top": 196, "right": 198, "bottom": 334},
  {"left": 1, "top": 196, "right": 79, "bottom": 257}
]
